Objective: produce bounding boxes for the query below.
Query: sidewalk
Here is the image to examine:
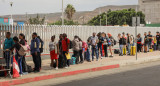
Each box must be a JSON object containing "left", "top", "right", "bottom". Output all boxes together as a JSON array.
[{"left": 0, "top": 51, "right": 160, "bottom": 86}]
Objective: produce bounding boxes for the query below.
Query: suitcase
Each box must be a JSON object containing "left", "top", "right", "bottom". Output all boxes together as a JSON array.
[
  {"left": 149, "top": 48, "right": 153, "bottom": 52},
  {"left": 123, "top": 48, "right": 126, "bottom": 55},
  {"left": 131, "top": 46, "right": 136, "bottom": 55},
  {"left": 70, "top": 56, "right": 76, "bottom": 65}
]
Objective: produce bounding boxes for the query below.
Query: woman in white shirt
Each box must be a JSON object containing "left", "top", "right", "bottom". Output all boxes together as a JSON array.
[{"left": 49, "top": 35, "right": 59, "bottom": 70}]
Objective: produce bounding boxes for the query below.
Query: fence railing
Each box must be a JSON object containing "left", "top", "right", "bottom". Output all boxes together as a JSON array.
[{"left": 0, "top": 25, "right": 160, "bottom": 55}]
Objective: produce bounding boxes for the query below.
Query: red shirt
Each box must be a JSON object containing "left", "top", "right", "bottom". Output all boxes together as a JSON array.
[{"left": 62, "top": 37, "right": 70, "bottom": 51}]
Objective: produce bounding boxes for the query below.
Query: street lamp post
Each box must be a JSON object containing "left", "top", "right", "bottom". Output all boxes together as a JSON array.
[
  {"left": 106, "top": 12, "right": 107, "bottom": 26},
  {"left": 62, "top": 0, "right": 64, "bottom": 25},
  {"left": 10, "top": 2, "right": 13, "bottom": 31}
]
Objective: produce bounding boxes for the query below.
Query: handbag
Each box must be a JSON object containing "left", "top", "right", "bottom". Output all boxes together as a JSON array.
[
  {"left": 17, "top": 47, "right": 26, "bottom": 56},
  {"left": 65, "top": 53, "right": 71, "bottom": 60}
]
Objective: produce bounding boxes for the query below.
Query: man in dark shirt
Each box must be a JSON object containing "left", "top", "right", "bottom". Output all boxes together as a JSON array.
[
  {"left": 97, "top": 32, "right": 104, "bottom": 58},
  {"left": 30, "top": 32, "right": 40, "bottom": 73},
  {"left": 156, "top": 32, "right": 159, "bottom": 50},
  {"left": 147, "top": 31, "right": 153, "bottom": 49}
]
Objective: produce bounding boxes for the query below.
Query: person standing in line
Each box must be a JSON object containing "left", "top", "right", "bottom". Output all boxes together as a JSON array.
[
  {"left": 122, "top": 32, "right": 127, "bottom": 55},
  {"left": 3, "top": 32, "right": 15, "bottom": 69},
  {"left": 137, "top": 34, "right": 142, "bottom": 52},
  {"left": 130, "top": 35, "right": 134, "bottom": 46},
  {"left": 8, "top": 36, "right": 24, "bottom": 76},
  {"left": 144, "top": 32, "right": 149, "bottom": 53},
  {"left": 118, "top": 34, "right": 123, "bottom": 56},
  {"left": 97, "top": 32, "right": 104, "bottom": 58},
  {"left": 62, "top": 33, "right": 70, "bottom": 68},
  {"left": 91, "top": 32, "right": 99, "bottom": 61},
  {"left": 153, "top": 36, "right": 157, "bottom": 51},
  {"left": 126, "top": 33, "right": 131, "bottom": 55},
  {"left": 78, "top": 37, "right": 84, "bottom": 63},
  {"left": 19, "top": 33, "right": 28, "bottom": 73},
  {"left": 30, "top": 32, "right": 40, "bottom": 73},
  {"left": 72, "top": 36, "right": 80, "bottom": 64},
  {"left": 49, "top": 35, "right": 59, "bottom": 70},
  {"left": 156, "top": 32, "right": 159, "bottom": 50},
  {"left": 58, "top": 34, "right": 65, "bottom": 68},
  {"left": 108, "top": 33, "right": 114, "bottom": 57},
  {"left": 102, "top": 33, "right": 108, "bottom": 57},
  {"left": 85, "top": 37, "right": 92, "bottom": 62},
  {"left": 147, "top": 31, "right": 153, "bottom": 49},
  {"left": 37, "top": 36, "right": 44, "bottom": 70}
]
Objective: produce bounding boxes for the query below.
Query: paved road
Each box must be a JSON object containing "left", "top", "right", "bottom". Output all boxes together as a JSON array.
[{"left": 17, "top": 61, "right": 160, "bottom": 86}]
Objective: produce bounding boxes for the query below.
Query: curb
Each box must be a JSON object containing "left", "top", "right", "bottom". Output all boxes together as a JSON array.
[{"left": 0, "top": 64, "right": 119, "bottom": 86}]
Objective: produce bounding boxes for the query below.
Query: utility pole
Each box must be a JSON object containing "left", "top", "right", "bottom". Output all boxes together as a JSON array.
[
  {"left": 99, "top": 7, "right": 101, "bottom": 26},
  {"left": 62, "top": 0, "right": 64, "bottom": 25},
  {"left": 135, "top": 6, "right": 138, "bottom": 60}
]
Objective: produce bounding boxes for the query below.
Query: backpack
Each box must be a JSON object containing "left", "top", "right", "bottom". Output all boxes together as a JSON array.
[
  {"left": 66, "top": 38, "right": 73, "bottom": 49},
  {"left": 114, "top": 49, "right": 120, "bottom": 54},
  {"left": 17, "top": 44, "right": 26, "bottom": 56},
  {"left": 39, "top": 40, "right": 44, "bottom": 53},
  {"left": 70, "top": 56, "right": 76, "bottom": 65}
]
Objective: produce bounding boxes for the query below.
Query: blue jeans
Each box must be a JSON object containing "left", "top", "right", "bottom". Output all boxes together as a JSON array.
[
  {"left": 127, "top": 43, "right": 131, "bottom": 54},
  {"left": 15, "top": 54, "right": 23, "bottom": 74},
  {"left": 4, "top": 51, "right": 11, "bottom": 69},
  {"left": 148, "top": 42, "right": 152, "bottom": 49},
  {"left": 85, "top": 49, "right": 90, "bottom": 61},
  {"left": 98, "top": 45, "right": 103, "bottom": 57},
  {"left": 92, "top": 45, "right": 99, "bottom": 60},
  {"left": 119, "top": 45, "right": 123, "bottom": 55}
]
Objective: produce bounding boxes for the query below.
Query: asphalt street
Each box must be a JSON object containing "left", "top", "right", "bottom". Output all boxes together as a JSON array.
[
  {"left": 53, "top": 63, "right": 160, "bottom": 86},
  {"left": 17, "top": 61, "right": 160, "bottom": 86}
]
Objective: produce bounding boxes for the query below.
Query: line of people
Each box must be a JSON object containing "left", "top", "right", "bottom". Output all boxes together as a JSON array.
[{"left": 2, "top": 31, "right": 160, "bottom": 76}]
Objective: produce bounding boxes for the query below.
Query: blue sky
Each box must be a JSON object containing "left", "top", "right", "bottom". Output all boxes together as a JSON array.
[{"left": 0, "top": 0, "right": 138, "bottom": 16}]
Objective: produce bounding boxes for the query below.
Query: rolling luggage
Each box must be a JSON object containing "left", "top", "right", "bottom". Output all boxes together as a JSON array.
[
  {"left": 131, "top": 46, "right": 136, "bottom": 55},
  {"left": 70, "top": 56, "right": 76, "bottom": 65},
  {"left": 149, "top": 48, "right": 153, "bottom": 52},
  {"left": 123, "top": 48, "right": 126, "bottom": 55}
]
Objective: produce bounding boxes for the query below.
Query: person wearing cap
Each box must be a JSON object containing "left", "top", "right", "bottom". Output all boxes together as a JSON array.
[
  {"left": 156, "top": 32, "right": 159, "bottom": 50},
  {"left": 147, "top": 31, "right": 153, "bottom": 49},
  {"left": 90, "top": 32, "right": 99, "bottom": 61},
  {"left": 126, "top": 33, "right": 131, "bottom": 55}
]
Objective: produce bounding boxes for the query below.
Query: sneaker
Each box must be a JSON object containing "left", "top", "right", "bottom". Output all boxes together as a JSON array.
[
  {"left": 65, "top": 66, "right": 68, "bottom": 69},
  {"left": 109, "top": 55, "right": 113, "bottom": 58},
  {"left": 55, "top": 67, "right": 58, "bottom": 70}
]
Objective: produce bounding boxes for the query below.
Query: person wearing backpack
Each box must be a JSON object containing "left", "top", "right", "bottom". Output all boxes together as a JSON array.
[
  {"left": 37, "top": 36, "right": 44, "bottom": 69},
  {"left": 62, "top": 33, "right": 70, "bottom": 68},
  {"left": 30, "top": 32, "right": 41, "bottom": 73},
  {"left": 7, "top": 36, "right": 24, "bottom": 76},
  {"left": 78, "top": 38, "right": 84, "bottom": 63},
  {"left": 19, "top": 33, "right": 28, "bottom": 73}
]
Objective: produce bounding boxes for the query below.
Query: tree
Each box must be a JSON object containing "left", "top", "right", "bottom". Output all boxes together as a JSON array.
[
  {"left": 29, "top": 14, "right": 45, "bottom": 24},
  {"left": 49, "top": 19, "right": 79, "bottom": 25},
  {"left": 88, "top": 8, "right": 145, "bottom": 26},
  {"left": 65, "top": 4, "right": 76, "bottom": 20}
]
